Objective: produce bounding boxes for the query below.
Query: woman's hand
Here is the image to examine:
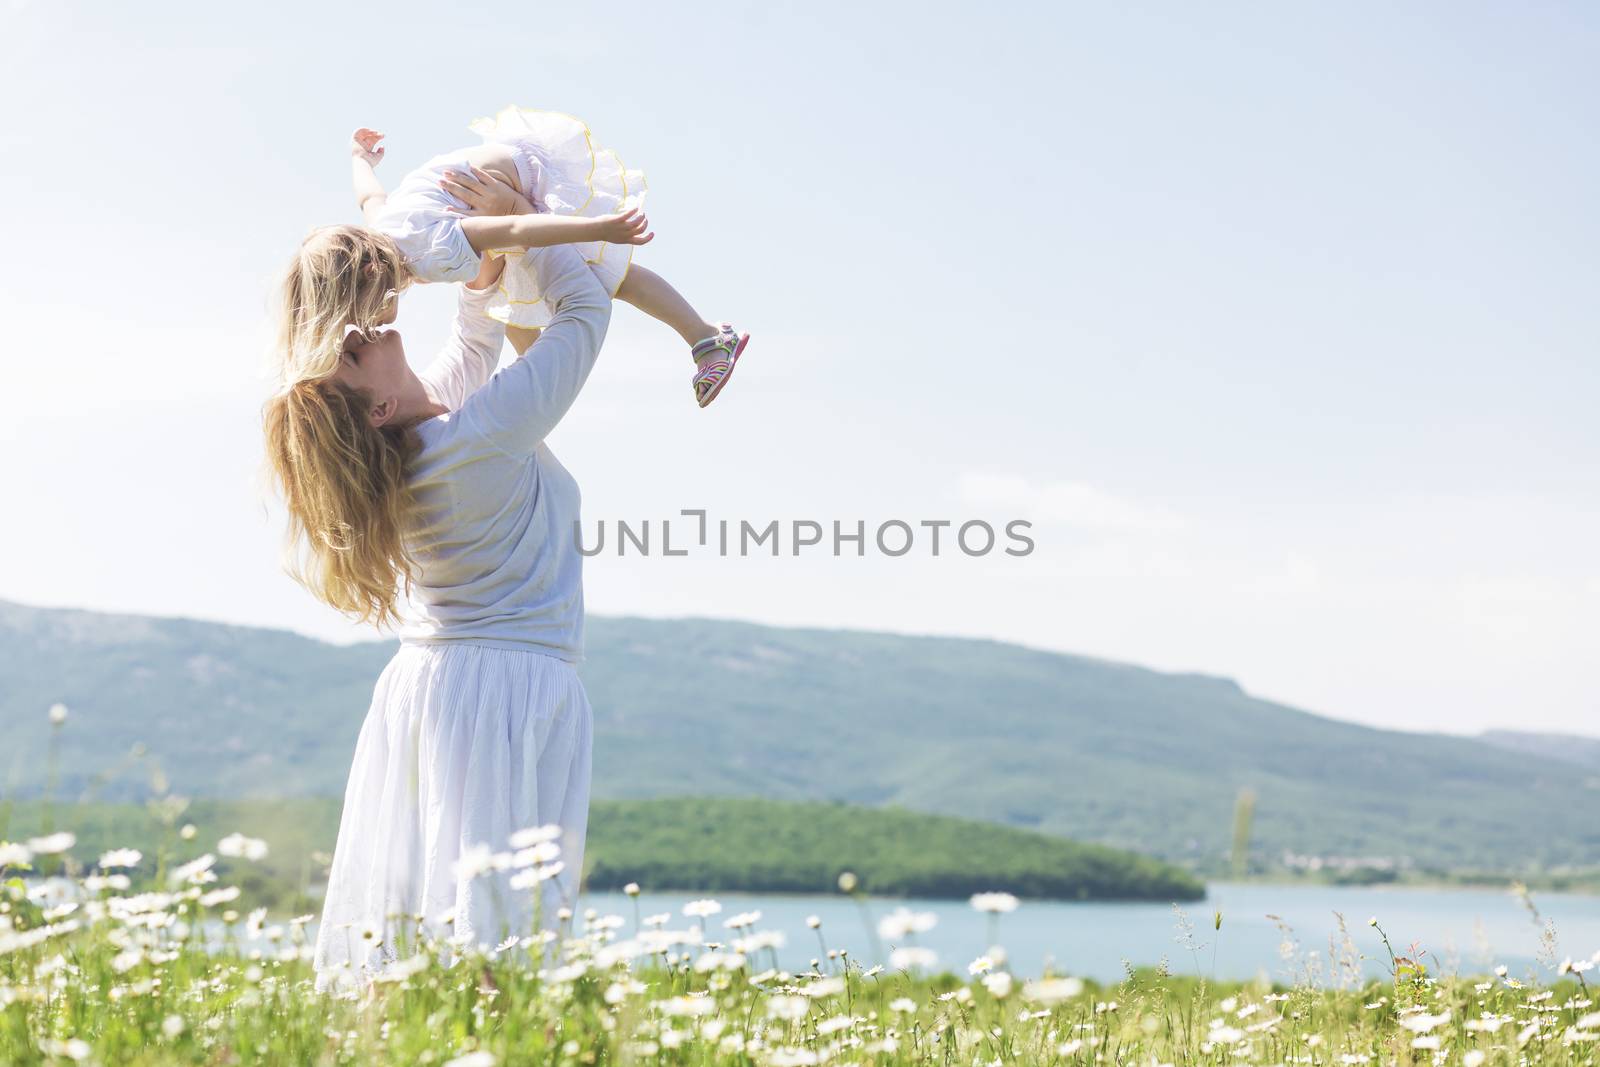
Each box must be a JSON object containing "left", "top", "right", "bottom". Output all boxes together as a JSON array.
[
  {"left": 441, "top": 165, "right": 534, "bottom": 217},
  {"left": 591, "top": 207, "right": 654, "bottom": 246},
  {"left": 351, "top": 128, "right": 386, "bottom": 166}
]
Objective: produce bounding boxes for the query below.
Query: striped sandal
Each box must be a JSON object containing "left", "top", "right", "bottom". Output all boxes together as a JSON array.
[{"left": 690, "top": 323, "right": 751, "bottom": 408}]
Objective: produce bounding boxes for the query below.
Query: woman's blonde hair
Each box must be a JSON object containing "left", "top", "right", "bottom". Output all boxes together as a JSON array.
[
  {"left": 261, "top": 377, "right": 421, "bottom": 630},
  {"left": 274, "top": 225, "right": 411, "bottom": 385}
]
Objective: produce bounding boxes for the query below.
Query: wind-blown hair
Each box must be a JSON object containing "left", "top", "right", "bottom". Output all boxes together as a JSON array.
[
  {"left": 261, "top": 377, "right": 421, "bottom": 630},
  {"left": 274, "top": 225, "right": 411, "bottom": 385}
]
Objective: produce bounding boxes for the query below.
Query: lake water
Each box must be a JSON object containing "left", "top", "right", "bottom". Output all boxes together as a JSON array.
[{"left": 562, "top": 882, "right": 1600, "bottom": 984}]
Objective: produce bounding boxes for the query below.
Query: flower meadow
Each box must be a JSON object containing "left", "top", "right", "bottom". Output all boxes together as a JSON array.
[
  {"left": 3, "top": 704, "right": 1598, "bottom": 1065},
  {"left": 2, "top": 823, "right": 1599, "bottom": 1067}
]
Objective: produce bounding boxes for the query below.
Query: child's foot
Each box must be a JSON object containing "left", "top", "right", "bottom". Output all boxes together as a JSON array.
[{"left": 690, "top": 323, "right": 751, "bottom": 408}]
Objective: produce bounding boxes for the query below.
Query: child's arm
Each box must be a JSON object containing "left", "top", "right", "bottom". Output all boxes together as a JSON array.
[
  {"left": 458, "top": 209, "right": 654, "bottom": 255},
  {"left": 440, "top": 160, "right": 654, "bottom": 253},
  {"left": 350, "top": 128, "right": 389, "bottom": 226}
]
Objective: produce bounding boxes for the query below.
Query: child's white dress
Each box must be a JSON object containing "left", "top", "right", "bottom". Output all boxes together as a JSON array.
[{"left": 374, "top": 106, "right": 646, "bottom": 330}]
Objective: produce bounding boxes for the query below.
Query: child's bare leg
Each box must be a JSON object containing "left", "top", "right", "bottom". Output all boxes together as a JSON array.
[
  {"left": 615, "top": 265, "right": 718, "bottom": 346},
  {"left": 507, "top": 326, "right": 541, "bottom": 354}
]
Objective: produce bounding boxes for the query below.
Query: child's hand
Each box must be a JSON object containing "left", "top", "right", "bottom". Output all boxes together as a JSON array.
[
  {"left": 351, "top": 128, "right": 386, "bottom": 166},
  {"left": 592, "top": 207, "right": 654, "bottom": 246},
  {"left": 440, "top": 165, "right": 533, "bottom": 217}
]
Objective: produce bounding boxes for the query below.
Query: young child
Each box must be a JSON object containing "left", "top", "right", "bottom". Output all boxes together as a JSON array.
[{"left": 277, "top": 106, "right": 749, "bottom": 407}]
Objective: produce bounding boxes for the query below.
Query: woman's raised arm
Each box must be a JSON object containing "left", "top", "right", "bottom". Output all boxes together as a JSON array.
[
  {"left": 460, "top": 245, "right": 612, "bottom": 452},
  {"left": 418, "top": 257, "right": 508, "bottom": 412}
]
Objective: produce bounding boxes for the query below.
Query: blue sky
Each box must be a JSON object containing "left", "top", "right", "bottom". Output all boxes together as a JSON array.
[{"left": 1, "top": 0, "right": 1595, "bottom": 735}]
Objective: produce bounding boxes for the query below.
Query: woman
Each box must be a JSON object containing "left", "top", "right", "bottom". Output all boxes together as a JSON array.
[{"left": 261, "top": 186, "right": 612, "bottom": 996}]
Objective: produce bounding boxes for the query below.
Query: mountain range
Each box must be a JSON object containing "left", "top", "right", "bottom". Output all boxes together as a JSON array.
[{"left": 2, "top": 597, "right": 1596, "bottom": 874}]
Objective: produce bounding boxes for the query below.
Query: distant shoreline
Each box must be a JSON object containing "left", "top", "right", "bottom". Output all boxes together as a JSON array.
[{"left": 1219, "top": 872, "right": 1600, "bottom": 899}]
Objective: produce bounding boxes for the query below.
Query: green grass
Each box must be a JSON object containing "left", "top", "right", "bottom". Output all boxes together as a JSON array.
[
  {"left": 0, "top": 794, "right": 1203, "bottom": 917},
  {"left": 1, "top": 838, "right": 1596, "bottom": 1066}
]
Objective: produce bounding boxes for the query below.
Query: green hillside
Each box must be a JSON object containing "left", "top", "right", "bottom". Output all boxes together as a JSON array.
[
  {"left": 582, "top": 796, "right": 1201, "bottom": 900},
  {"left": 1479, "top": 730, "right": 1600, "bottom": 771},
  {"left": 0, "top": 795, "right": 1202, "bottom": 913},
  {"left": 4, "top": 599, "right": 1598, "bottom": 874}
]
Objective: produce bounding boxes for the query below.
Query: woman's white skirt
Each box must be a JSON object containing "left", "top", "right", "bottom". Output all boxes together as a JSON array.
[{"left": 311, "top": 642, "right": 593, "bottom": 996}]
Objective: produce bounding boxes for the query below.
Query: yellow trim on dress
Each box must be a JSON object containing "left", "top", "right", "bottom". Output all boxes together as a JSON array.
[{"left": 470, "top": 106, "right": 643, "bottom": 324}]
